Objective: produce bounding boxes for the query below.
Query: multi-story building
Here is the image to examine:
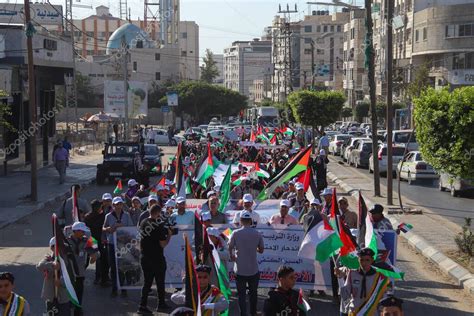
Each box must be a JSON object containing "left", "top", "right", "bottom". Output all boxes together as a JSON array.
[
  {"left": 178, "top": 21, "right": 199, "bottom": 81},
  {"left": 223, "top": 39, "right": 272, "bottom": 100},
  {"left": 213, "top": 54, "right": 224, "bottom": 85},
  {"left": 342, "top": 9, "right": 369, "bottom": 108}
]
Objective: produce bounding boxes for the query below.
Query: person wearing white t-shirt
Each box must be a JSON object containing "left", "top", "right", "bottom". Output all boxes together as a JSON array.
[{"left": 233, "top": 194, "right": 260, "bottom": 227}]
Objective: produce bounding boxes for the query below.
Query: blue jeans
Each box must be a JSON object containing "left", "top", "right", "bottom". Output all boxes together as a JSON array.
[{"left": 236, "top": 273, "right": 259, "bottom": 316}]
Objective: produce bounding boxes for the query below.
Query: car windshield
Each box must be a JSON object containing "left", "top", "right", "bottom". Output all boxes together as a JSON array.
[
  {"left": 381, "top": 147, "right": 406, "bottom": 156},
  {"left": 415, "top": 153, "right": 423, "bottom": 161},
  {"left": 337, "top": 135, "right": 351, "bottom": 141},
  {"left": 144, "top": 146, "right": 159, "bottom": 155},
  {"left": 394, "top": 132, "right": 416, "bottom": 143},
  {"left": 107, "top": 145, "right": 140, "bottom": 155},
  {"left": 362, "top": 143, "right": 372, "bottom": 151}
]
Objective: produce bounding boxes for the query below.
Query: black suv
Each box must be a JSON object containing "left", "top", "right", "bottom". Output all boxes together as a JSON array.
[{"left": 96, "top": 142, "right": 142, "bottom": 185}]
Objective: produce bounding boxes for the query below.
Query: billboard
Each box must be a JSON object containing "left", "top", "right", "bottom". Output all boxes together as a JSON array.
[
  {"left": 0, "top": 3, "right": 63, "bottom": 25},
  {"left": 104, "top": 80, "right": 148, "bottom": 118}
]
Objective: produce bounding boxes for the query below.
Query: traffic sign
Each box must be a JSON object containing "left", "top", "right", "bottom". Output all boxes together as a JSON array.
[{"left": 161, "top": 106, "right": 170, "bottom": 113}]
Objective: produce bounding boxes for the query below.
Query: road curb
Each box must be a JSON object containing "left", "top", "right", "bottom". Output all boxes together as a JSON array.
[
  {"left": 0, "top": 177, "right": 96, "bottom": 230},
  {"left": 327, "top": 171, "right": 474, "bottom": 296}
]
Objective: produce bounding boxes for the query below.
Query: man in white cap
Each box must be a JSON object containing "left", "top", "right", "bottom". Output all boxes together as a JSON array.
[
  {"left": 213, "top": 185, "right": 221, "bottom": 198},
  {"left": 269, "top": 199, "right": 298, "bottom": 226},
  {"left": 164, "top": 199, "right": 176, "bottom": 217},
  {"left": 137, "top": 195, "right": 160, "bottom": 227},
  {"left": 232, "top": 194, "right": 260, "bottom": 227},
  {"left": 103, "top": 196, "right": 133, "bottom": 297},
  {"left": 170, "top": 197, "right": 194, "bottom": 225},
  {"left": 201, "top": 191, "right": 217, "bottom": 212},
  {"left": 229, "top": 211, "right": 264, "bottom": 316},
  {"left": 230, "top": 177, "right": 251, "bottom": 200},
  {"left": 281, "top": 180, "right": 297, "bottom": 199},
  {"left": 302, "top": 199, "right": 324, "bottom": 232},
  {"left": 37, "top": 237, "right": 70, "bottom": 315},
  {"left": 101, "top": 193, "right": 113, "bottom": 213},
  {"left": 289, "top": 182, "right": 309, "bottom": 216},
  {"left": 320, "top": 188, "right": 333, "bottom": 216},
  {"left": 129, "top": 196, "right": 144, "bottom": 226},
  {"left": 66, "top": 222, "right": 99, "bottom": 315}
]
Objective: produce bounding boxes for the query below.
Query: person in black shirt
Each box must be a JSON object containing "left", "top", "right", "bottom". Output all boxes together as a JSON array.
[
  {"left": 137, "top": 205, "right": 173, "bottom": 314},
  {"left": 84, "top": 199, "right": 109, "bottom": 286}
]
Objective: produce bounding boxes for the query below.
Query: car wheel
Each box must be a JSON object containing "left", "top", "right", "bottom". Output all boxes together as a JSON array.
[
  {"left": 96, "top": 172, "right": 105, "bottom": 185},
  {"left": 450, "top": 186, "right": 458, "bottom": 197},
  {"left": 407, "top": 172, "right": 413, "bottom": 185},
  {"left": 438, "top": 181, "right": 445, "bottom": 191},
  {"left": 171, "top": 139, "right": 177, "bottom": 146}
]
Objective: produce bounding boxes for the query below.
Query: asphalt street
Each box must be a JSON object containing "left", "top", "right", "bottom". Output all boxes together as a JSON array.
[{"left": 329, "top": 155, "right": 474, "bottom": 227}]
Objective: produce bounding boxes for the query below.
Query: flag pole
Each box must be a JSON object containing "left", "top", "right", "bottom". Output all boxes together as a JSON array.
[{"left": 53, "top": 214, "right": 59, "bottom": 301}]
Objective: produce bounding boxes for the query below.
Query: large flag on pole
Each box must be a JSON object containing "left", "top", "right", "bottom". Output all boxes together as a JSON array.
[
  {"left": 208, "top": 235, "right": 231, "bottom": 316},
  {"left": 218, "top": 164, "right": 232, "bottom": 213},
  {"left": 358, "top": 191, "right": 378, "bottom": 258},
  {"left": 51, "top": 214, "right": 81, "bottom": 307},
  {"left": 338, "top": 216, "right": 360, "bottom": 269},
  {"left": 353, "top": 274, "right": 390, "bottom": 316},
  {"left": 71, "top": 186, "right": 79, "bottom": 222},
  {"left": 298, "top": 213, "right": 342, "bottom": 262},
  {"left": 257, "top": 145, "right": 312, "bottom": 200},
  {"left": 195, "top": 143, "right": 215, "bottom": 189},
  {"left": 184, "top": 235, "right": 201, "bottom": 315}
]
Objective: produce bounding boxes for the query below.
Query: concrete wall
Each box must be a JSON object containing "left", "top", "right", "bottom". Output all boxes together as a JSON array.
[{"left": 56, "top": 107, "right": 167, "bottom": 125}]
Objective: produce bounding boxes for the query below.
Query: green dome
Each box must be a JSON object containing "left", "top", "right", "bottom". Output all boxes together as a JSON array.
[{"left": 106, "top": 23, "right": 155, "bottom": 55}]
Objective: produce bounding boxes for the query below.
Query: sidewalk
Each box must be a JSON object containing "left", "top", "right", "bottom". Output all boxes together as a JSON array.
[
  {"left": 326, "top": 157, "right": 474, "bottom": 294},
  {"left": 0, "top": 148, "right": 102, "bottom": 229}
]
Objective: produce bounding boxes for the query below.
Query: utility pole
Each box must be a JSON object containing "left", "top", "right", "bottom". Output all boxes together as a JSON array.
[
  {"left": 65, "top": 0, "right": 78, "bottom": 133},
  {"left": 386, "top": 0, "right": 394, "bottom": 204},
  {"left": 122, "top": 35, "right": 129, "bottom": 141},
  {"left": 24, "top": 0, "right": 37, "bottom": 201},
  {"left": 278, "top": 4, "right": 298, "bottom": 99},
  {"left": 365, "top": 0, "right": 380, "bottom": 197}
]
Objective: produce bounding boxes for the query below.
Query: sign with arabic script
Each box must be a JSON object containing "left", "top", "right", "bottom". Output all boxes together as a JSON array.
[{"left": 0, "top": 3, "right": 63, "bottom": 25}]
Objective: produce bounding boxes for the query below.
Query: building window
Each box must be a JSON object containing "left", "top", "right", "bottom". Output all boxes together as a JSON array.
[
  {"left": 155, "top": 72, "right": 161, "bottom": 80},
  {"left": 316, "top": 25, "right": 321, "bottom": 32},
  {"left": 466, "top": 52, "right": 474, "bottom": 69},
  {"left": 422, "top": 27, "right": 427, "bottom": 41},
  {"left": 133, "top": 61, "right": 137, "bottom": 72},
  {"left": 323, "top": 25, "right": 328, "bottom": 32},
  {"left": 459, "top": 24, "right": 473, "bottom": 37},
  {"left": 415, "top": 29, "right": 419, "bottom": 42},
  {"left": 181, "top": 32, "right": 187, "bottom": 38},
  {"left": 339, "top": 48, "right": 343, "bottom": 55},
  {"left": 181, "top": 51, "right": 187, "bottom": 57},
  {"left": 337, "top": 25, "right": 342, "bottom": 32},
  {"left": 136, "top": 40, "right": 143, "bottom": 48},
  {"left": 304, "top": 48, "right": 312, "bottom": 54},
  {"left": 317, "top": 49, "right": 324, "bottom": 55},
  {"left": 351, "top": 28, "right": 355, "bottom": 39},
  {"left": 445, "top": 25, "right": 455, "bottom": 38},
  {"left": 304, "top": 25, "right": 312, "bottom": 32},
  {"left": 304, "top": 38, "right": 312, "bottom": 44},
  {"left": 155, "top": 53, "right": 160, "bottom": 60},
  {"left": 86, "top": 31, "right": 94, "bottom": 38},
  {"left": 330, "top": 25, "right": 334, "bottom": 32},
  {"left": 43, "top": 39, "right": 57, "bottom": 51}
]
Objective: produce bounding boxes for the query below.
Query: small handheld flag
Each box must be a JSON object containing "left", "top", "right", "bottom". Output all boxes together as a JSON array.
[
  {"left": 397, "top": 222, "right": 413, "bottom": 233},
  {"left": 297, "top": 288, "right": 311, "bottom": 312},
  {"left": 113, "top": 180, "right": 123, "bottom": 194}
]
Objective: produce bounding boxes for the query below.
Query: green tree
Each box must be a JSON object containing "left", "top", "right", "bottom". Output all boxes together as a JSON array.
[
  {"left": 169, "top": 81, "right": 247, "bottom": 122},
  {"left": 0, "top": 90, "right": 14, "bottom": 131},
  {"left": 200, "top": 49, "right": 220, "bottom": 84},
  {"left": 407, "top": 62, "right": 431, "bottom": 100},
  {"left": 341, "top": 107, "right": 353, "bottom": 119},
  {"left": 75, "top": 72, "right": 96, "bottom": 108},
  {"left": 353, "top": 102, "right": 370, "bottom": 122},
  {"left": 413, "top": 86, "right": 474, "bottom": 178},
  {"left": 287, "top": 90, "right": 345, "bottom": 132},
  {"left": 374, "top": 102, "right": 406, "bottom": 125},
  {"left": 148, "top": 80, "right": 175, "bottom": 108}
]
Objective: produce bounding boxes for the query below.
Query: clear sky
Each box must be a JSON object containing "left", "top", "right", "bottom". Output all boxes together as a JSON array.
[{"left": 49, "top": 0, "right": 363, "bottom": 60}]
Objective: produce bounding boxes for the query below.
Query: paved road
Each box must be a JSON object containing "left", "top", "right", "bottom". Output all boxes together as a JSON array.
[
  {"left": 1, "top": 173, "right": 473, "bottom": 315},
  {"left": 329, "top": 155, "right": 474, "bottom": 227}
]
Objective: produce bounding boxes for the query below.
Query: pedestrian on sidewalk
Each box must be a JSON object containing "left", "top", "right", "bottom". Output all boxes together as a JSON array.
[
  {"left": 65, "top": 222, "right": 99, "bottom": 316},
  {"left": 58, "top": 184, "right": 92, "bottom": 227},
  {"left": 103, "top": 196, "right": 133, "bottom": 297},
  {"left": 318, "top": 132, "right": 330, "bottom": 154},
  {"left": 0, "top": 272, "right": 30, "bottom": 315},
  {"left": 313, "top": 149, "right": 329, "bottom": 192},
  {"left": 370, "top": 204, "right": 394, "bottom": 230},
  {"left": 229, "top": 211, "right": 264, "bottom": 316},
  {"left": 167, "top": 126, "right": 174, "bottom": 145},
  {"left": 53, "top": 141, "right": 69, "bottom": 184},
  {"left": 62, "top": 137, "right": 72, "bottom": 153},
  {"left": 84, "top": 199, "right": 110, "bottom": 286},
  {"left": 36, "top": 237, "right": 71, "bottom": 316}
]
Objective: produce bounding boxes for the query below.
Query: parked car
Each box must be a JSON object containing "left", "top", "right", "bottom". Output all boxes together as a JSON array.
[
  {"left": 328, "top": 134, "right": 352, "bottom": 155},
  {"left": 96, "top": 142, "right": 141, "bottom": 185},
  {"left": 438, "top": 172, "right": 474, "bottom": 197},
  {"left": 143, "top": 144, "right": 163, "bottom": 175},
  {"left": 349, "top": 140, "right": 373, "bottom": 168},
  {"left": 369, "top": 144, "right": 406, "bottom": 175},
  {"left": 396, "top": 151, "right": 438, "bottom": 184},
  {"left": 385, "top": 129, "right": 419, "bottom": 151},
  {"left": 152, "top": 129, "right": 181, "bottom": 145},
  {"left": 343, "top": 137, "right": 370, "bottom": 162}
]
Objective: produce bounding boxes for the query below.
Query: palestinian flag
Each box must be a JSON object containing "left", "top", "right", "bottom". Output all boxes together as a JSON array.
[
  {"left": 373, "top": 260, "right": 405, "bottom": 280},
  {"left": 358, "top": 191, "right": 377, "bottom": 259},
  {"left": 113, "top": 180, "right": 122, "bottom": 194},
  {"left": 52, "top": 214, "right": 81, "bottom": 307},
  {"left": 353, "top": 274, "right": 390, "bottom": 316},
  {"left": 281, "top": 125, "right": 294, "bottom": 136},
  {"left": 298, "top": 214, "right": 342, "bottom": 262},
  {"left": 184, "top": 235, "right": 201, "bottom": 315},
  {"left": 194, "top": 211, "right": 204, "bottom": 264},
  {"left": 208, "top": 235, "right": 231, "bottom": 316},
  {"left": 338, "top": 216, "right": 360, "bottom": 269},
  {"left": 151, "top": 165, "right": 161, "bottom": 173},
  {"left": 71, "top": 186, "right": 79, "bottom": 222},
  {"left": 257, "top": 133, "right": 271, "bottom": 144},
  {"left": 255, "top": 164, "right": 270, "bottom": 178},
  {"left": 249, "top": 129, "right": 256, "bottom": 142},
  {"left": 398, "top": 222, "right": 413, "bottom": 233},
  {"left": 296, "top": 168, "right": 312, "bottom": 192},
  {"left": 222, "top": 227, "right": 233, "bottom": 238},
  {"left": 269, "top": 133, "right": 277, "bottom": 145},
  {"left": 150, "top": 176, "right": 166, "bottom": 194},
  {"left": 218, "top": 165, "right": 232, "bottom": 213},
  {"left": 195, "top": 143, "right": 214, "bottom": 189},
  {"left": 185, "top": 177, "right": 192, "bottom": 195},
  {"left": 174, "top": 143, "right": 185, "bottom": 194},
  {"left": 257, "top": 145, "right": 312, "bottom": 200},
  {"left": 86, "top": 236, "right": 98, "bottom": 250},
  {"left": 297, "top": 288, "right": 311, "bottom": 312}
]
